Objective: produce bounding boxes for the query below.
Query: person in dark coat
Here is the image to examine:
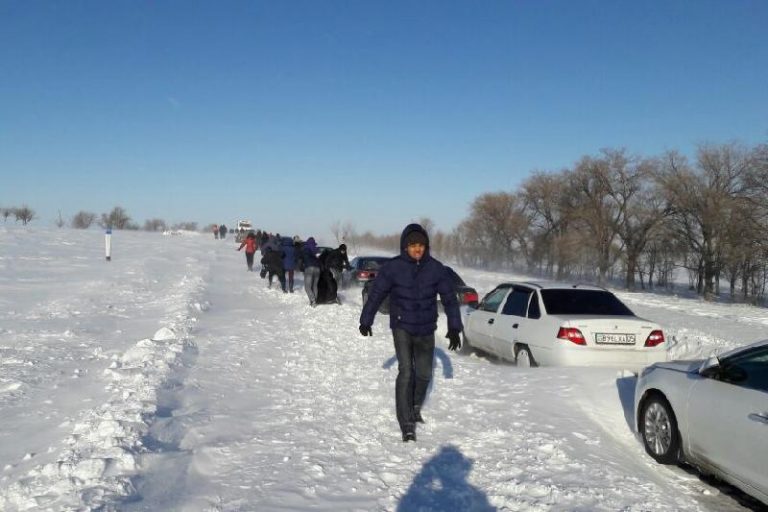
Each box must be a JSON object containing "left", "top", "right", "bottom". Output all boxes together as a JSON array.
[
  {"left": 280, "top": 236, "right": 297, "bottom": 293},
  {"left": 237, "top": 232, "right": 258, "bottom": 271},
  {"left": 261, "top": 247, "right": 286, "bottom": 292},
  {"left": 359, "top": 223, "right": 463, "bottom": 442},
  {"left": 325, "top": 243, "right": 352, "bottom": 290},
  {"left": 293, "top": 236, "right": 305, "bottom": 272},
  {"left": 302, "top": 237, "right": 321, "bottom": 306},
  {"left": 258, "top": 232, "right": 271, "bottom": 278},
  {"left": 219, "top": 224, "right": 227, "bottom": 240}
]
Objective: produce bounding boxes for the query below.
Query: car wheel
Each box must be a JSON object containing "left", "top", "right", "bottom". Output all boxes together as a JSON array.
[
  {"left": 515, "top": 344, "right": 537, "bottom": 368},
  {"left": 640, "top": 395, "right": 681, "bottom": 465}
]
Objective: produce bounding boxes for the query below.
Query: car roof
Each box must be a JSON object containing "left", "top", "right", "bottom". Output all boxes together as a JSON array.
[
  {"left": 499, "top": 281, "right": 609, "bottom": 292},
  {"left": 718, "top": 338, "right": 768, "bottom": 359}
]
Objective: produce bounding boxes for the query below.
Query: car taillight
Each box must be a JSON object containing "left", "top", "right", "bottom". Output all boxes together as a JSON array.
[
  {"left": 644, "top": 330, "right": 665, "bottom": 347},
  {"left": 461, "top": 291, "right": 479, "bottom": 304},
  {"left": 557, "top": 327, "right": 586, "bottom": 345},
  {"left": 357, "top": 271, "right": 370, "bottom": 278}
]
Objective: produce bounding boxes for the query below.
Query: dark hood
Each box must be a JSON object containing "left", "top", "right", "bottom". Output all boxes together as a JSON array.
[{"left": 399, "top": 223, "right": 430, "bottom": 261}]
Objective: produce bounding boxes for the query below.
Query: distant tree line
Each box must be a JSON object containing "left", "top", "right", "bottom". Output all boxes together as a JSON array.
[
  {"left": 361, "top": 142, "right": 768, "bottom": 303},
  {"left": 3, "top": 204, "right": 199, "bottom": 233}
]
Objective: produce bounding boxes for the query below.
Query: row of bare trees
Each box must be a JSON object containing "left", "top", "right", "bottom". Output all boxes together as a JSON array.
[
  {"left": 4, "top": 205, "right": 199, "bottom": 232},
  {"left": 360, "top": 142, "right": 768, "bottom": 303},
  {"left": 1, "top": 206, "right": 36, "bottom": 225}
]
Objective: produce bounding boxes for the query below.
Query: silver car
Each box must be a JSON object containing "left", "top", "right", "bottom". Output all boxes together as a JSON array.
[{"left": 634, "top": 340, "right": 768, "bottom": 506}]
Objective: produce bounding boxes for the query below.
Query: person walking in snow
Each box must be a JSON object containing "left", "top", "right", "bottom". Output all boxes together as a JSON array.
[
  {"left": 219, "top": 224, "right": 228, "bottom": 240},
  {"left": 237, "top": 232, "right": 258, "bottom": 271},
  {"left": 302, "top": 237, "right": 321, "bottom": 306},
  {"left": 324, "top": 243, "right": 351, "bottom": 290},
  {"left": 213, "top": 224, "right": 219, "bottom": 240},
  {"left": 280, "top": 236, "right": 298, "bottom": 293},
  {"left": 359, "top": 223, "right": 463, "bottom": 442},
  {"left": 261, "top": 247, "right": 287, "bottom": 291}
]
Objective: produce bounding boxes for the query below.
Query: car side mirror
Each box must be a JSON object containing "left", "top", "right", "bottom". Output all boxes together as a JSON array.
[{"left": 698, "top": 354, "right": 721, "bottom": 378}]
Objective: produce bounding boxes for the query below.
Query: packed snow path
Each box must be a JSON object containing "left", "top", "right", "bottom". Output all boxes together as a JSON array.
[{"left": 0, "top": 228, "right": 763, "bottom": 511}]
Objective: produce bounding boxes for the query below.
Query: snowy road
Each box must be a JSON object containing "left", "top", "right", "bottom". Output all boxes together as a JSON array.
[{"left": 0, "top": 228, "right": 765, "bottom": 511}]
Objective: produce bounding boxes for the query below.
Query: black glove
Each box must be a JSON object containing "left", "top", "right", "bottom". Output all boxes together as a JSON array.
[
  {"left": 359, "top": 324, "right": 373, "bottom": 337},
  {"left": 446, "top": 330, "right": 461, "bottom": 351}
]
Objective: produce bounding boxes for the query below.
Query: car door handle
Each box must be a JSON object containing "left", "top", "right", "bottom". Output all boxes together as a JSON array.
[
  {"left": 512, "top": 323, "right": 519, "bottom": 329},
  {"left": 749, "top": 413, "right": 768, "bottom": 424},
  {"left": 487, "top": 318, "right": 494, "bottom": 325}
]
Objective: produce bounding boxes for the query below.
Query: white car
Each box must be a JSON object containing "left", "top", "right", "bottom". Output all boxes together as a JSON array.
[
  {"left": 462, "top": 282, "right": 667, "bottom": 370},
  {"left": 634, "top": 340, "right": 768, "bottom": 506}
]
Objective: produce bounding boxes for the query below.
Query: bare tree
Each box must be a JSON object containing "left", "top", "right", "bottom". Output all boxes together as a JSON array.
[
  {"left": 71, "top": 211, "right": 97, "bottom": 229},
  {"left": 1, "top": 208, "right": 11, "bottom": 222},
  {"left": 14, "top": 205, "right": 35, "bottom": 225},
  {"left": 462, "top": 192, "right": 529, "bottom": 269},
  {"left": 609, "top": 156, "right": 671, "bottom": 290},
  {"left": 143, "top": 218, "right": 168, "bottom": 232},
  {"left": 55, "top": 210, "right": 66, "bottom": 228},
  {"left": 99, "top": 206, "right": 132, "bottom": 229},
  {"left": 659, "top": 145, "right": 754, "bottom": 298},
  {"left": 330, "top": 220, "right": 357, "bottom": 245},
  {"left": 521, "top": 171, "right": 570, "bottom": 276},
  {"left": 567, "top": 152, "right": 623, "bottom": 285}
]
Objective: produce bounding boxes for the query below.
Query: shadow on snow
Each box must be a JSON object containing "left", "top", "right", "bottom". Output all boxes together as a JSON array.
[{"left": 397, "top": 444, "right": 496, "bottom": 512}]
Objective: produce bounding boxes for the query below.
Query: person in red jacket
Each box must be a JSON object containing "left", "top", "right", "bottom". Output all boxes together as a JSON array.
[{"left": 237, "top": 232, "right": 258, "bottom": 271}]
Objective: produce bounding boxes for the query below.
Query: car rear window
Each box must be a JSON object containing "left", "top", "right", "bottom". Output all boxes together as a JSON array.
[
  {"left": 361, "top": 258, "right": 389, "bottom": 270},
  {"left": 540, "top": 289, "right": 634, "bottom": 316}
]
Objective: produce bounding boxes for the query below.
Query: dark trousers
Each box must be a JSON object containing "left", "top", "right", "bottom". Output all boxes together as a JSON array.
[
  {"left": 245, "top": 251, "right": 255, "bottom": 270},
  {"left": 392, "top": 328, "right": 434, "bottom": 432},
  {"left": 286, "top": 269, "right": 295, "bottom": 292},
  {"left": 268, "top": 270, "right": 286, "bottom": 291}
]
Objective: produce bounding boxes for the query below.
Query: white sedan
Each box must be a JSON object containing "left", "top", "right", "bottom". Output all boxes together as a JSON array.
[
  {"left": 462, "top": 282, "right": 667, "bottom": 370},
  {"left": 634, "top": 340, "right": 768, "bottom": 506}
]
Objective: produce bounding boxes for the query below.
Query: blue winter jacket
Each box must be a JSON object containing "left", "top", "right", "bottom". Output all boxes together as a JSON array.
[
  {"left": 360, "top": 224, "right": 463, "bottom": 336},
  {"left": 281, "top": 237, "right": 297, "bottom": 270}
]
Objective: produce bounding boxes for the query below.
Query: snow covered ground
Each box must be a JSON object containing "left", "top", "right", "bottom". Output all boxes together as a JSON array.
[{"left": 0, "top": 226, "right": 765, "bottom": 511}]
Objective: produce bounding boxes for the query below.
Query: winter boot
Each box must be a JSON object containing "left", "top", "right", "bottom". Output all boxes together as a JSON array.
[
  {"left": 413, "top": 406, "right": 425, "bottom": 424},
  {"left": 402, "top": 424, "right": 416, "bottom": 442}
]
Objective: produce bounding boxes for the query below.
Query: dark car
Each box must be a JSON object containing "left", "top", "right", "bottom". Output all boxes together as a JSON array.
[
  {"left": 362, "top": 266, "right": 478, "bottom": 315},
  {"left": 343, "top": 256, "right": 392, "bottom": 287}
]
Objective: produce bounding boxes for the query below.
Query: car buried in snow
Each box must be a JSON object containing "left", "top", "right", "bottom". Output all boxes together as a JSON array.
[
  {"left": 634, "top": 339, "right": 768, "bottom": 506},
  {"left": 462, "top": 282, "right": 667, "bottom": 369}
]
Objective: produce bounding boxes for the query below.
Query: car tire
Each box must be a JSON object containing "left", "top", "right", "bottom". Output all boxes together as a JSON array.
[
  {"left": 640, "top": 395, "right": 681, "bottom": 465},
  {"left": 515, "top": 344, "right": 537, "bottom": 368}
]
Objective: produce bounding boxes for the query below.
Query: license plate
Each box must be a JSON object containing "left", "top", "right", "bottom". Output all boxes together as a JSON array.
[{"left": 595, "top": 333, "right": 636, "bottom": 345}]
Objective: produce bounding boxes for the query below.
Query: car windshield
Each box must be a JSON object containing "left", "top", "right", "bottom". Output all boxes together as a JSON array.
[
  {"left": 540, "top": 289, "right": 634, "bottom": 316},
  {"left": 360, "top": 258, "right": 389, "bottom": 270}
]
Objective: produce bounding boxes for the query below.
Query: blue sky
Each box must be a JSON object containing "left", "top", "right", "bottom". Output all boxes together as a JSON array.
[{"left": 1, "top": 1, "right": 767, "bottom": 238}]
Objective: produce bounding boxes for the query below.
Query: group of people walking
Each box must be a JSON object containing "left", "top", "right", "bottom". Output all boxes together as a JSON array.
[
  {"left": 236, "top": 229, "right": 351, "bottom": 307},
  {"left": 236, "top": 223, "right": 464, "bottom": 444},
  {"left": 212, "top": 224, "right": 228, "bottom": 240}
]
